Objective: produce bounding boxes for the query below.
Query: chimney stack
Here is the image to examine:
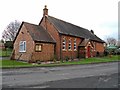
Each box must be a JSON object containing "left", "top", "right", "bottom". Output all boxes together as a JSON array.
[{"left": 43, "top": 5, "right": 48, "bottom": 16}]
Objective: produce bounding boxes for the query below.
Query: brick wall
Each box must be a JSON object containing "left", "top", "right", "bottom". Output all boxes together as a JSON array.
[
  {"left": 61, "top": 35, "right": 82, "bottom": 59},
  {"left": 95, "top": 42, "right": 105, "bottom": 56},
  {"left": 95, "top": 42, "right": 104, "bottom": 52},
  {"left": 40, "top": 17, "right": 61, "bottom": 59},
  {"left": 32, "top": 43, "right": 55, "bottom": 62},
  {"left": 13, "top": 24, "right": 55, "bottom": 62},
  {"left": 13, "top": 24, "right": 35, "bottom": 61},
  {"left": 40, "top": 17, "right": 83, "bottom": 60},
  {"left": 40, "top": 16, "right": 105, "bottom": 59}
]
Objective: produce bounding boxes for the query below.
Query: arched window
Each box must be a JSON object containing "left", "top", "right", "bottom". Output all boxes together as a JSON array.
[
  {"left": 62, "top": 37, "right": 66, "bottom": 50},
  {"left": 74, "top": 39, "right": 77, "bottom": 51},
  {"left": 68, "top": 39, "right": 72, "bottom": 50}
]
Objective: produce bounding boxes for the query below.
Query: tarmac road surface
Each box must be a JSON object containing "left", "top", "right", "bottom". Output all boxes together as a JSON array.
[{"left": 2, "top": 62, "right": 119, "bottom": 88}]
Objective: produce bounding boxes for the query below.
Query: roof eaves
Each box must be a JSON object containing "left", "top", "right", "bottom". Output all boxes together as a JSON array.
[
  {"left": 34, "top": 40, "right": 56, "bottom": 44},
  {"left": 59, "top": 32, "right": 86, "bottom": 39}
]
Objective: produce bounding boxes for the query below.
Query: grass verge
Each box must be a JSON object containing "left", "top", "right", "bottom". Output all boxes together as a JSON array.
[{"left": 1, "top": 55, "right": 120, "bottom": 69}]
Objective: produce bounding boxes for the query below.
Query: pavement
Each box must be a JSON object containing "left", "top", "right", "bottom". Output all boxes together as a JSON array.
[{"left": 2, "top": 62, "right": 119, "bottom": 89}]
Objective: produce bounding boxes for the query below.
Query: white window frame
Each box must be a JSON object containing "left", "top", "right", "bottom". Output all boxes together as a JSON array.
[
  {"left": 62, "top": 38, "right": 66, "bottom": 51},
  {"left": 68, "top": 39, "right": 72, "bottom": 51},
  {"left": 74, "top": 39, "right": 77, "bottom": 51},
  {"left": 19, "top": 41, "right": 26, "bottom": 52}
]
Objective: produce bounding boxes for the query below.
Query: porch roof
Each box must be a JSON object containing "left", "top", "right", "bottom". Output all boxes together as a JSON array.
[{"left": 79, "top": 39, "right": 90, "bottom": 47}]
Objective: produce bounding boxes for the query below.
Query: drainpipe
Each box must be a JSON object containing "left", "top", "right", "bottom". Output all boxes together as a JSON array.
[
  {"left": 59, "top": 34, "right": 62, "bottom": 60},
  {"left": 54, "top": 43, "right": 56, "bottom": 57}
]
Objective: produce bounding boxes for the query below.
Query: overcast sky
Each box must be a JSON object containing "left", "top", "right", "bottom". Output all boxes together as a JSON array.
[{"left": 0, "top": 0, "right": 118, "bottom": 41}]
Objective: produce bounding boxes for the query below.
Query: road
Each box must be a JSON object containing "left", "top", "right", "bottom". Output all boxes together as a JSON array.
[{"left": 2, "top": 62, "right": 119, "bottom": 88}]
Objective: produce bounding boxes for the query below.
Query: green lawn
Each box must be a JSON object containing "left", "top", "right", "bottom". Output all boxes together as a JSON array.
[
  {"left": 1, "top": 60, "right": 31, "bottom": 68},
  {"left": 63, "top": 55, "right": 119, "bottom": 65},
  {"left": 0, "top": 55, "right": 120, "bottom": 69},
  {"left": 0, "top": 49, "right": 12, "bottom": 57}
]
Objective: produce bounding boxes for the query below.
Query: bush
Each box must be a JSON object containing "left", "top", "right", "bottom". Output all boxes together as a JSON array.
[
  {"left": 36, "top": 60, "right": 41, "bottom": 64},
  {"left": 96, "top": 51, "right": 100, "bottom": 57},
  {"left": 54, "top": 55, "right": 58, "bottom": 62},
  {"left": 4, "top": 41, "right": 13, "bottom": 49},
  {"left": 65, "top": 56, "right": 69, "bottom": 62},
  {"left": 60, "top": 59, "right": 64, "bottom": 63},
  {"left": 114, "top": 49, "right": 120, "bottom": 55},
  {"left": 52, "top": 55, "right": 58, "bottom": 63},
  {"left": 104, "top": 50, "right": 109, "bottom": 56}
]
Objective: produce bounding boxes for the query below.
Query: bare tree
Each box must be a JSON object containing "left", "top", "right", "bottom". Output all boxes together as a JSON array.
[
  {"left": 117, "top": 40, "right": 120, "bottom": 48},
  {"left": 106, "top": 37, "right": 117, "bottom": 46},
  {"left": 2, "top": 20, "right": 21, "bottom": 41}
]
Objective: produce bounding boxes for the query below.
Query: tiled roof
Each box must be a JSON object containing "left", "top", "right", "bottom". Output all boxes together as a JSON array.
[
  {"left": 79, "top": 39, "right": 90, "bottom": 46},
  {"left": 47, "top": 16, "right": 105, "bottom": 43},
  {"left": 24, "top": 22, "right": 56, "bottom": 43}
]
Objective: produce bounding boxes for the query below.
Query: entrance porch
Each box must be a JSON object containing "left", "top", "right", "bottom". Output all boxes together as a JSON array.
[{"left": 78, "top": 39, "right": 95, "bottom": 58}]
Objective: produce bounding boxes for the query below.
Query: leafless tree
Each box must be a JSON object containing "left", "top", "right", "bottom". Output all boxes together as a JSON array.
[
  {"left": 106, "top": 37, "right": 117, "bottom": 46},
  {"left": 0, "top": 39, "right": 4, "bottom": 43},
  {"left": 117, "top": 40, "right": 120, "bottom": 48},
  {"left": 2, "top": 20, "right": 21, "bottom": 41}
]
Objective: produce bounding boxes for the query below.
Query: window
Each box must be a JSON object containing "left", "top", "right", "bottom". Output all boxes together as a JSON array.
[
  {"left": 74, "top": 39, "right": 77, "bottom": 51},
  {"left": 35, "top": 44, "right": 42, "bottom": 52},
  {"left": 19, "top": 41, "right": 26, "bottom": 52},
  {"left": 62, "top": 38, "right": 66, "bottom": 50},
  {"left": 68, "top": 39, "right": 72, "bottom": 50}
]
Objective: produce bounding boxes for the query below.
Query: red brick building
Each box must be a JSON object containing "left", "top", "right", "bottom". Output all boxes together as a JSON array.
[{"left": 12, "top": 6, "right": 105, "bottom": 62}]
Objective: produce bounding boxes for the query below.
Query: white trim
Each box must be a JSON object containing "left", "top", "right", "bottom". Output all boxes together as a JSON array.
[
  {"left": 62, "top": 38, "right": 66, "bottom": 51},
  {"left": 19, "top": 41, "right": 26, "bottom": 52},
  {"left": 68, "top": 39, "right": 72, "bottom": 51},
  {"left": 74, "top": 39, "right": 77, "bottom": 51}
]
